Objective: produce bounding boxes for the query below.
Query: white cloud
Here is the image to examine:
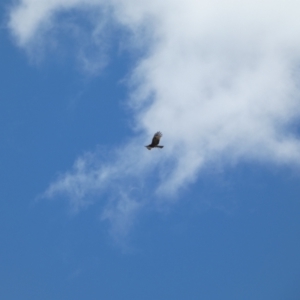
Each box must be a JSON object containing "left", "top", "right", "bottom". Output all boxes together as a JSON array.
[
  {"left": 9, "top": 0, "right": 101, "bottom": 46},
  {"left": 8, "top": 0, "right": 111, "bottom": 71},
  {"left": 9, "top": 0, "right": 300, "bottom": 237}
]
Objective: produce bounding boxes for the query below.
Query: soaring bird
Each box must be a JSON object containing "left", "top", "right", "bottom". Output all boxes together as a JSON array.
[{"left": 146, "top": 131, "right": 164, "bottom": 150}]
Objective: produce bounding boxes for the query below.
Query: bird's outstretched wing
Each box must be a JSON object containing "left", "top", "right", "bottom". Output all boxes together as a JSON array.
[
  {"left": 151, "top": 131, "right": 162, "bottom": 146},
  {"left": 146, "top": 131, "right": 163, "bottom": 150}
]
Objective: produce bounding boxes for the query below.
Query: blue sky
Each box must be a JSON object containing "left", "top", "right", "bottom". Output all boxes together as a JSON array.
[{"left": 1, "top": 0, "right": 300, "bottom": 299}]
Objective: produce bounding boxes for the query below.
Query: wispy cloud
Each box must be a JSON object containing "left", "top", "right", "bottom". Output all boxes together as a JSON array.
[
  {"left": 8, "top": 0, "right": 112, "bottom": 71},
  {"left": 43, "top": 142, "right": 165, "bottom": 240},
  {"left": 9, "top": 0, "right": 300, "bottom": 238}
]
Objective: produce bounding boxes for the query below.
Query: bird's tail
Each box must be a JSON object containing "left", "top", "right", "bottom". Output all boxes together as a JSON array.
[
  {"left": 156, "top": 145, "right": 164, "bottom": 149},
  {"left": 145, "top": 146, "right": 152, "bottom": 150}
]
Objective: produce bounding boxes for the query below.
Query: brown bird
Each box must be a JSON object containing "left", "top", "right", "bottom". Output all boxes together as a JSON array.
[{"left": 146, "top": 131, "right": 164, "bottom": 150}]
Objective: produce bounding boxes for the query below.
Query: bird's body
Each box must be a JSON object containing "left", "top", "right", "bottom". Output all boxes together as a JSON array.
[{"left": 146, "top": 131, "right": 164, "bottom": 150}]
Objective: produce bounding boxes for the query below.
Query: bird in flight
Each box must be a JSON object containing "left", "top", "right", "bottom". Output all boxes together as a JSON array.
[{"left": 146, "top": 131, "right": 164, "bottom": 150}]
